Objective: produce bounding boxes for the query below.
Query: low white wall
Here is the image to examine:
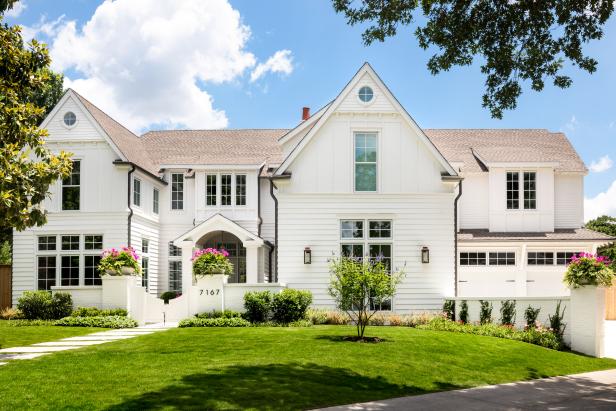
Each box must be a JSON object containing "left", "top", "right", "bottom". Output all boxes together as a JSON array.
[
  {"left": 51, "top": 286, "right": 103, "bottom": 309},
  {"left": 454, "top": 297, "right": 571, "bottom": 344}
]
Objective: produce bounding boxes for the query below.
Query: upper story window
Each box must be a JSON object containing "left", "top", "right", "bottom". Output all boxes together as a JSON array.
[
  {"left": 171, "top": 173, "right": 184, "bottom": 210},
  {"left": 206, "top": 174, "right": 217, "bottom": 206},
  {"left": 84, "top": 235, "right": 103, "bottom": 250},
  {"left": 506, "top": 171, "right": 537, "bottom": 210},
  {"left": 62, "top": 160, "right": 80, "bottom": 211},
  {"left": 133, "top": 178, "right": 141, "bottom": 207},
  {"left": 235, "top": 175, "right": 246, "bottom": 206},
  {"left": 354, "top": 132, "right": 377, "bottom": 192},
  {"left": 358, "top": 86, "right": 374, "bottom": 103},
  {"left": 63, "top": 111, "right": 76, "bottom": 127},
  {"left": 221, "top": 174, "right": 232, "bottom": 206},
  {"left": 142, "top": 239, "right": 149, "bottom": 254},
  {"left": 153, "top": 188, "right": 159, "bottom": 214}
]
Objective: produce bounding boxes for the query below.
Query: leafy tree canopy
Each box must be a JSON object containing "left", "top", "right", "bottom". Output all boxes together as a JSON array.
[
  {"left": 1, "top": 17, "right": 72, "bottom": 232},
  {"left": 586, "top": 215, "right": 616, "bottom": 269},
  {"left": 333, "top": 0, "right": 614, "bottom": 118},
  {"left": 0, "top": 0, "right": 19, "bottom": 14}
]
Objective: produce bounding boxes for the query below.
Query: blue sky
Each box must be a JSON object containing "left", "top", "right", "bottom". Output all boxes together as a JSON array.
[{"left": 5, "top": 0, "right": 615, "bottom": 218}]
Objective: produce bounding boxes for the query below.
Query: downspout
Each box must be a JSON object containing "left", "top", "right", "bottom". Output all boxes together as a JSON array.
[
  {"left": 453, "top": 180, "right": 463, "bottom": 297},
  {"left": 257, "top": 165, "right": 265, "bottom": 237},
  {"left": 269, "top": 179, "right": 279, "bottom": 282},
  {"left": 127, "top": 164, "right": 136, "bottom": 247}
]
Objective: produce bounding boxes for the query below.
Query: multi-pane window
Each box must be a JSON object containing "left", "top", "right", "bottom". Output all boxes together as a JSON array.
[
  {"left": 38, "top": 236, "right": 56, "bottom": 251},
  {"left": 489, "top": 252, "right": 516, "bottom": 266},
  {"left": 506, "top": 172, "right": 519, "bottom": 209},
  {"left": 61, "top": 255, "right": 80, "bottom": 286},
  {"left": 84, "top": 235, "right": 103, "bottom": 250},
  {"left": 341, "top": 244, "right": 364, "bottom": 259},
  {"left": 171, "top": 173, "right": 184, "bottom": 210},
  {"left": 523, "top": 172, "right": 536, "bottom": 209},
  {"left": 369, "top": 221, "right": 391, "bottom": 238},
  {"left": 142, "top": 257, "right": 149, "bottom": 290},
  {"left": 206, "top": 174, "right": 217, "bottom": 206},
  {"left": 169, "top": 261, "right": 182, "bottom": 291},
  {"left": 37, "top": 256, "right": 56, "bottom": 290},
  {"left": 61, "top": 235, "right": 80, "bottom": 251},
  {"left": 557, "top": 252, "right": 580, "bottom": 265},
  {"left": 62, "top": 160, "right": 80, "bottom": 210},
  {"left": 169, "top": 244, "right": 182, "bottom": 257},
  {"left": 527, "top": 252, "right": 554, "bottom": 265},
  {"left": 84, "top": 255, "right": 102, "bottom": 286},
  {"left": 354, "top": 132, "right": 377, "bottom": 192},
  {"left": 142, "top": 239, "right": 149, "bottom": 254},
  {"left": 133, "top": 178, "right": 141, "bottom": 206},
  {"left": 369, "top": 244, "right": 391, "bottom": 271},
  {"left": 340, "top": 220, "right": 364, "bottom": 239},
  {"left": 153, "top": 188, "right": 159, "bottom": 214},
  {"left": 235, "top": 175, "right": 247, "bottom": 206},
  {"left": 460, "top": 252, "right": 487, "bottom": 266},
  {"left": 221, "top": 174, "right": 232, "bottom": 206}
]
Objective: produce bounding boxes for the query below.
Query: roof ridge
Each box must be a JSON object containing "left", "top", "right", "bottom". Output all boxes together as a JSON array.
[{"left": 424, "top": 128, "right": 551, "bottom": 131}]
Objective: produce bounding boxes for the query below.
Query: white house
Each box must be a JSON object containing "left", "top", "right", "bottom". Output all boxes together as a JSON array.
[{"left": 12, "top": 63, "right": 614, "bottom": 313}]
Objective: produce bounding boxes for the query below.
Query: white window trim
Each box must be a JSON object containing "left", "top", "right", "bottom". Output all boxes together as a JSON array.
[
  {"left": 505, "top": 170, "right": 538, "bottom": 212},
  {"left": 61, "top": 159, "right": 82, "bottom": 211},
  {"left": 458, "top": 249, "right": 518, "bottom": 268},
  {"left": 352, "top": 131, "right": 380, "bottom": 193},
  {"left": 170, "top": 172, "right": 184, "bottom": 211},
  {"left": 62, "top": 111, "right": 78, "bottom": 129},
  {"left": 204, "top": 172, "right": 248, "bottom": 208},
  {"left": 133, "top": 177, "right": 141, "bottom": 207},
  {"left": 153, "top": 188, "right": 159, "bottom": 215},
  {"left": 357, "top": 85, "right": 375, "bottom": 106}
]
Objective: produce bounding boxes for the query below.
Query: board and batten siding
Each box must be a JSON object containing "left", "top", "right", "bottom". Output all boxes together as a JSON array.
[
  {"left": 554, "top": 174, "right": 584, "bottom": 229},
  {"left": 276, "top": 193, "right": 455, "bottom": 312},
  {"left": 458, "top": 173, "right": 489, "bottom": 229}
]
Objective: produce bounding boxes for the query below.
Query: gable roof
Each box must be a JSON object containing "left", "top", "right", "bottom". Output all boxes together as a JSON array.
[
  {"left": 426, "top": 129, "right": 587, "bottom": 173},
  {"left": 141, "top": 129, "right": 286, "bottom": 167},
  {"left": 274, "top": 62, "right": 458, "bottom": 176}
]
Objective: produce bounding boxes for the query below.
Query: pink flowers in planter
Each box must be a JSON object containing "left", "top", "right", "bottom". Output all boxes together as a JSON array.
[
  {"left": 102, "top": 246, "right": 140, "bottom": 261},
  {"left": 564, "top": 252, "right": 614, "bottom": 288},
  {"left": 99, "top": 246, "right": 141, "bottom": 276},
  {"left": 192, "top": 247, "right": 233, "bottom": 277},
  {"left": 569, "top": 252, "right": 611, "bottom": 266},
  {"left": 192, "top": 247, "right": 229, "bottom": 261}
]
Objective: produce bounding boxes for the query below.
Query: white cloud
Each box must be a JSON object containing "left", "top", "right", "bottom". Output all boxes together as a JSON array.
[
  {"left": 4, "top": 1, "right": 26, "bottom": 18},
  {"left": 589, "top": 155, "right": 613, "bottom": 173},
  {"left": 21, "top": 15, "right": 65, "bottom": 43},
  {"left": 250, "top": 49, "right": 293, "bottom": 82},
  {"left": 565, "top": 115, "right": 579, "bottom": 131},
  {"left": 42, "top": 0, "right": 291, "bottom": 131},
  {"left": 585, "top": 180, "right": 616, "bottom": 221}
]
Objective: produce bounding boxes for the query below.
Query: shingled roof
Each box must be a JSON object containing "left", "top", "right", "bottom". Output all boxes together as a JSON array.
[
  {"left": 458, "top": 228, "right": 615, "bottom": 242},
  {"left": 425, "top": 129, "right": 587, "bottom": 173},
  {"left": 141, "top": 129, "right": 287, "bottom": 167}
]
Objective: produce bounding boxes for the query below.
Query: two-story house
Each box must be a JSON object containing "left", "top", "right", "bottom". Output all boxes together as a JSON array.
[{"left": 11, "top": 63, "right": 613, "bottom": 312}]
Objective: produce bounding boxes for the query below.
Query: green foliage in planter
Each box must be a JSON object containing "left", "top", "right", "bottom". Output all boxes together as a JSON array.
[
  {"left": 563, "top": 252, "right": 614, "bottom": 288},
  {"left": 418, "top": 317, "right": 560, "bottom": 350},
  {"left": 178, "top": 317, "right": 250, "bottom": 328},
  {"left": 459, "top": 300, "right": 469, "bottom": 324},
  {"left": 55, "top": 316, "right": 137, "bottom": 328},
  {"left": 500, "top": 300, "right": 516, "bottom": 325},
  {"left": 442, "top": 300, "right": 455, "bottom": 321},
  {"left": 160, "top": 291, "right": 181, "bottom": 304},
  {"left": 98, "top": 247, "right": 141, "bottom": 276},
  {"left": 243, "top": 291, "right": 272, "bottom": 323},
  {"left": 479, "top": 300, "right": 493, "bottom": 324},
  {"left": 71, "top": 307, "right": 128, "bottom": 317},
  {"left": 271, "top": 289, "right": 313, "bottom": 324},
  {"left": 524, "top": 306, "right": 541, "bottom": 329},
  {"left": 195, "top": 310, "right": 243, "bottom": 319},
  {"left": 17, "top": 291, "right": 73, "bottom": 320},
  {"left": 191, "top": 248, "right": 233, "bottom": 277}
]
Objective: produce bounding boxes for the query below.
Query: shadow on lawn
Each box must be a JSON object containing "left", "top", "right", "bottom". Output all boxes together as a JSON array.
[{"left": 106, "top": 362, "right": 456, "bottom": 410}]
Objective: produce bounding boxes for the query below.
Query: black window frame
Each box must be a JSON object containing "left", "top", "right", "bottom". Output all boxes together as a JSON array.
[
  {"left": 62, "top": 160, "right": 81, "bottom": 211},
  {"left": 523, "top": 172, "right": 537, "bottom": 210},
  {"left": 37, "top": 256, "right": 57, "bottom": 290},
  {"left": 460, "top": 252, "right": 487, "bottom": 266},
  {"left": 527, "top": 252, "right": 554, "bottom": 265},
  {"left": 84, "top": 255, "right": 102, "bottom": 286},
  {"left": 488, "top": 252, "right": 516, "bottom": 266},
  {"left": 235, "top": 174, "right": 246, "bottom": 206},
  {"left": 506, "top": 172, "right": 519, "bottom": 210}
]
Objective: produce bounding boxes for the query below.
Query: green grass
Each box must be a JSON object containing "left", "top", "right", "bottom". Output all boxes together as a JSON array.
[
  {"left": 0, "top": 326, "right": 614, "bottom": 410},
  {"left": 0, "top": 320, "right": 103, "bottom": 349}
]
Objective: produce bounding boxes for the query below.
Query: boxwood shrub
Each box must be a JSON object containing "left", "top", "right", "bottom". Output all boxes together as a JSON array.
[
  {"left": 71, "top": 307, "right": 128, "bottom": 317},
  {"left": 178, "top": 317, "right": 250, "bottom": 327},
  {"left": 17, "top": 291, "right": 73, "bottom": 320},
  {"left": 195, "top": 310, "right": 243, "bottom": 319},
  {"left": 54, "top": 316, "right": 137, "bottom": 329},
  {"left": 271, "top": 289, "right": 312, "bottom": 324},
  {"left": 243, "top": 291, "right": 272, "bottom": 323}
]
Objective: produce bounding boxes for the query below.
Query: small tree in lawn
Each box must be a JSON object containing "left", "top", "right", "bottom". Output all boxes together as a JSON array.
[{"left": 328, "top": 256, "right": 403, "bottom": 339}]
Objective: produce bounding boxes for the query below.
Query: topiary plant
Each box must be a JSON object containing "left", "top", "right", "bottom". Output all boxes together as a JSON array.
[{"left": 479, "top": 300, "right": 493, "bottom": 324}]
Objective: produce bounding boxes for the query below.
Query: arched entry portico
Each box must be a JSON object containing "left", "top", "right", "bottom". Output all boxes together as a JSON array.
[
  {"left": 197, "top": 231, "right": 246, "bottom": 283},
  {"left": 172, "top": 214, "right": 267, "bottom": 295}
]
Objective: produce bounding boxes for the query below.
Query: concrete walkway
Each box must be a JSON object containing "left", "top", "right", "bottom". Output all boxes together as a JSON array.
[
  {"left": 319, "top": 369, "right": 616, "bottom": 411},
  {"left": 0, "top": 322, "right": 177, "bottom": 365}
]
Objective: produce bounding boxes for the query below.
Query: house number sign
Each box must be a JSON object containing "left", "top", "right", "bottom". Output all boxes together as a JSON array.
[{"left": 200, "top": 289, "right": 221, "bottom": 296}]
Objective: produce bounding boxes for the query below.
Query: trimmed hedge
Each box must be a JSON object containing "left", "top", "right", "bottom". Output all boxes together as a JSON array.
[
  {"left": 271, "top": 289, "right": 312, "bottom": 324},
  {"left": 179, "top": 317, "right": 251, "bottom": 328},
  {"left": 243, "top": 291, "right": 272, "bottom": 323},
  {"left": 55, "top": 316, "right": 137, "bottom": 329},
  {"left": 418, "top": 317, "right": 560, "bottom": 350},
  {"left": 71, "top": 307, "right": 128, "bottom": 317},
  {"left": 195, "top": 310, "right": 243, "bottom": 319},
  {"left": 17, "top": 291, "right": 73, "bottom": 320},
  {"left": 2, "top": 319, "right": 56, "bottom": 327}
]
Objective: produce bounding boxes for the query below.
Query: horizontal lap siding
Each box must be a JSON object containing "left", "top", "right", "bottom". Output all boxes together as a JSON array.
[
  {"left": 277, "top": 194, "right": 455, "bottom": 313},
  {"left": 132, "top": 216, "right": 160, "bottom": 295}
]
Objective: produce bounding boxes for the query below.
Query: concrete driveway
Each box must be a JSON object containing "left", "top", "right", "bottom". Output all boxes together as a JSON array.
[{"left": 317, "top": 369, "right": 616, "bottom": 410}]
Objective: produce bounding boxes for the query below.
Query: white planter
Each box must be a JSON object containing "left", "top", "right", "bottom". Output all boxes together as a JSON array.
[
  {"left": 121, "top": 267, "right": 136, "bottom": 275},
  {"left": 570, "top": 285, "right": 606, "bottom": 357}
]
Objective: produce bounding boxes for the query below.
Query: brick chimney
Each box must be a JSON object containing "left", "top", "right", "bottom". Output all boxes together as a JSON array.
[{"left": 302, "top": 107, "right": 310, "bottom": 121}]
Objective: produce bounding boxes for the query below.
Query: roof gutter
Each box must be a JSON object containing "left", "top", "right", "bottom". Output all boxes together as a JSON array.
[
  {"left": 454, "top": 179, "right": 463, "bottom": 297},
  {"left": 264, "top": 173, "right": 291, "bottom": 283},
  {"left": 127, "top": 164, "right": 136, "bottom": 247},
  {"left": 257, "top": 164, "right": 265, "bottom": 237},
  {"left": 112, "top": 160, "right": 167, "bottom": 185}
]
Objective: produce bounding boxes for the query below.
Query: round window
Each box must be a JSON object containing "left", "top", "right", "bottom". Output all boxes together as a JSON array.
[
  {"left": 63, "top": 112, "right": 76, "bottom": 127},
  {"left": 358, "top": 86, "right": 374, "bottom": 103}
]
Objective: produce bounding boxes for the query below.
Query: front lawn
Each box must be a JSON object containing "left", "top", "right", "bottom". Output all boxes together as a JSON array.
[
  {"left": 0, "top": 326, "right": 615, "bottom": 410},
  {"left": 0, "top": 320, "right": 103, "bottom": 349}
]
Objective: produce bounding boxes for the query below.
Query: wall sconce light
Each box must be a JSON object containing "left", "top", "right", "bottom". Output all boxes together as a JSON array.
[
  {"left": 421, "top": 246, "right": 430, "bottom": 264},
  {"left": 304, "top": 247, "right": 312, "bottom": 264}
]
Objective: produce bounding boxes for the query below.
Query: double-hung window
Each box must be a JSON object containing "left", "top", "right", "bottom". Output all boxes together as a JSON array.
[
  {"left": 168, "top": 244, "right": 182, "bottom": 292},
  {"left": 153, "top": 188, "right": 159, "bottom": 214},
  {"left": 354, "top": 132, "right": 377, "bottom": 192},
  {"left": 340, "top": 219, "right": 392, "bottom": 310},
  {"left": 221, "top": 174, "right": 232, "bottom": 206},
  {"left": 235, "top": 175, "right": 247, "bottom": 206},
  {"left": 206, "top": 174, "right": 217, "bottom": 206},
  {"left": 142, "top": 239, "right": 150, "bottom": 290},
  {"left": 37, "top": 236, "right": 57, "bottom": 290},
  {"left": 171, "top": 173, "right": 184, "bottom": 210},
  {"left": 62, "top": 160, "right": 80, "bottom": 210},
  {"left": 506, "top": 171, "right": 536, "bottom": 210},
  {"left": 133, "top": 178, "right": 141, "bottom": 207}
]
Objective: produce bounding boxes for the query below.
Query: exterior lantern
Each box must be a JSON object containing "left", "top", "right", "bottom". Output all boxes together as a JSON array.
[
  {"left": 304, "top": 247, "right": 312, "bottom": 264},
  {"left": 421, "top": 246, "right": 430, "bottom": 264}
]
